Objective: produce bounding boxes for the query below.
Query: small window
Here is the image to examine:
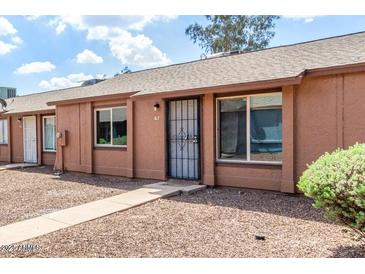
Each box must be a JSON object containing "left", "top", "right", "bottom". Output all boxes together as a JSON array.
[
  {"left": 217, "top": 93, "right": 282, "bottom": 163},
  {"left": 0, "top": 119, "right": 8, "bottom": 144},
  {"left": 95, "top": 107, "right": 127, "bottom": 147},
  {"left": 43, "top": 116, "right": 56, "bottom": 151}
]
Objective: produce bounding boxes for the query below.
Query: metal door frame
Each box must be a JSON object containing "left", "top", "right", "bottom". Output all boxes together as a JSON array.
[
  {"left": 23, "top": 115, "right": 38, "bottom": 163},
  {"left": 165, "top": 96, "right": 201, "bottom": 180}
]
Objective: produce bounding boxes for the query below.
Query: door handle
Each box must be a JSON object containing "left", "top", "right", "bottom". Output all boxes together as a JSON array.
[{"left": 192, "top": 135, "right": 199, "bottom": 143}]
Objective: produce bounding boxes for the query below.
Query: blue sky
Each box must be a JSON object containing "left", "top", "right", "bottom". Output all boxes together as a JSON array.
[{"left": 1, "top": 15, "right": 365, "bottom": 96}]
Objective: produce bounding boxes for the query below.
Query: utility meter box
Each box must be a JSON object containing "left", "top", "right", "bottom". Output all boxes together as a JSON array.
[{"left": 57, "top": 130, "right": 67, "bottom": 146}]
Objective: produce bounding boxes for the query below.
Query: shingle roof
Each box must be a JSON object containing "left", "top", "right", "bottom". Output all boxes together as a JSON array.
[{"left": 4, "top": 31, "right": 365, "bottom": 114}]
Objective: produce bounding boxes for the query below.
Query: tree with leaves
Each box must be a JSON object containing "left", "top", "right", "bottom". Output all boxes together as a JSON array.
[
  {"left": 114, "top": 66, "right": 132, "bottom": 77},
  {"left": 185, "top": 15, "right": 280, "bottom": 54},
  {"left": 81, "top": 78, "right": 106, "bottom": 87}
]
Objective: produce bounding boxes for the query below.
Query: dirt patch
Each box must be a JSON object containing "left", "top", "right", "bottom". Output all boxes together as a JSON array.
[
  {"left": 0, "top": 166, "right": 152, "bottom": 226},
  {"left": 2, "top": 187, "right": 364, "bottom": 258}
]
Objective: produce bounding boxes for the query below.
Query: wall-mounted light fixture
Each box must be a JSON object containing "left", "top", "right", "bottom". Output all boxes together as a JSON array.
[
  {"left": 153, "top": 103, "right": 160, "bottom": 111},
  {"left": 17, "top": 117, "right": 22, "bottom": 123}
]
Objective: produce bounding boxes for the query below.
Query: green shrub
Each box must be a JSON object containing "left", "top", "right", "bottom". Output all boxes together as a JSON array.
[
  {"left": 298, "top": 143, "right": 365, "bottom": 238},
  {"left": 113, "top": 136, "right": 127, "bottom": 146},
  {"left": 98, "top": 138, "right": 109, "bottom": 145}
]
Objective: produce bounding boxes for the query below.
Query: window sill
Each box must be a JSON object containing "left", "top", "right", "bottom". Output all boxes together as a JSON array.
[
  {"left": 216, "top": 159, "right": 282, "bottom": 166},
  {"left": 43, "top": 150, "right": 56, "bottom": 153},
  {"left": 0, "top": 143, "right": 8, "bottom": 146},
  {"left": 94, "top": 146, "right": 127, "bottom": 150}
]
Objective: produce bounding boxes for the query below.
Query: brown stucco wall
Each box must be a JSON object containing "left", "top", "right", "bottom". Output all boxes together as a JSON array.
[
  {"left": 294, "top": 76, "right": 339, "bottom": 182},
  {"left": 51, "top": 71, "right": 365, "bottom": 192},
  {"left": 0, "top": 116, "right": 10, "bottom": 162},
  {"left": 55, "top": 99, "right": 131, "bottom": 176},
  {"left": 212, "top": 89, "right": 287, "bottom": 191},
  {"left": 0, "top": 112, "right": 55, "bottom": 165},
  {"left": 133, "top": 96, "right": 166, "bottom": 180},
  {"left": 129, "top": 72, "right": 365, "bottom": 192},
  {"left": 294, "top": 72, "right": 365, "bottom": 183},
  {"left": 93, "top": 149, "right": 128, "bottom": 176},
  {"left": 11, "top": 114, "right": 24, "bottom": 163},
  {"left": 0, "top": 145, "right": 9, "bottom": 162},
  {"left": 55, "top": 103, "right": 90, "bottom": 172},
  {"left": 343, "top": 72, "right": 365, "bottom": 147},
  {"left": 42, "top": 152, "right": 55, "bottom": 166},
  {"left": 3, "top": 70, "right": 363, "bottom": 193},
  {"left": 215, "top": 163, "right": 282, "bottom": 191}
]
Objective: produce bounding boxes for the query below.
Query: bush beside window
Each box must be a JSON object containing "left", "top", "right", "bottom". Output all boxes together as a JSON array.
[
  {"left": 113, "top": 136, "right": 127, "bottom": 146},
  {"left": 298, "top": 143, "right": 365, "bottom": 239}
]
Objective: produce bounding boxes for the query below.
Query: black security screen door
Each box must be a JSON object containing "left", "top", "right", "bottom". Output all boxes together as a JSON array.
[{"left": 167, "top": 98, "right": 200, "bottom": 180}]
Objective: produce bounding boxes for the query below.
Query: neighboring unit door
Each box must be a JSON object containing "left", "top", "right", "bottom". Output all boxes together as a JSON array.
[
  {"left": 167, "top": 98, "right": 200, "bottom": 180},
  {"left": 23, "top": 116, "right": 37, "bottom": 163}
]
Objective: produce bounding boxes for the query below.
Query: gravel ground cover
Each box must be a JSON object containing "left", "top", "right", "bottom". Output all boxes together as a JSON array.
[
  {"left": 2, "top": 186, "right": 364, "bottom": 258},
  {"left": 0, "top": 166, "right": 151, "bottom": 226}
]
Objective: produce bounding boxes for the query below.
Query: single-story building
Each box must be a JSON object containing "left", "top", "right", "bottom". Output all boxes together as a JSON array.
[{"left": 1, "top": 32, "right": 365, "bottom": 193}]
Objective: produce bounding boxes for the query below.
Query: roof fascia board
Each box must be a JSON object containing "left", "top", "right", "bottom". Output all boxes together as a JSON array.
[
  {"left": 131, "top": 75, "right": 304, "bottom": 99},
  {"left": 305, "top": 62, "right": 365, "bottom": 78},
  {"left": 0, "top": 109, "right": 56, "bottom": 117},
  {"left": 47, "top": 91, "right": 139, "bottom": 106}
]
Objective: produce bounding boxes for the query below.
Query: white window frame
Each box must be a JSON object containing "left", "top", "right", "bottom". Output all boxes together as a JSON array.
[
  {"left": 42, "top": 115, "right": 56, "bottom": 152},
  {"left": 0, "top": 119, "right": 8, "bottom": 145},
  {"left": 216, "top": 92, "right": 282, "bottom": 165},
  {"left": 94, "top": 106, "right": 127, "bottom": 148}
]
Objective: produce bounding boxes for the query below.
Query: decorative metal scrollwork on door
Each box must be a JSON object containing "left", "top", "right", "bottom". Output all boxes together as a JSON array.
[
  {"left": 172, "top": 128, "right": 200, "bottom": 151},
  {"left": 168, "top": 99, "right": 200, "bottom": 180}
]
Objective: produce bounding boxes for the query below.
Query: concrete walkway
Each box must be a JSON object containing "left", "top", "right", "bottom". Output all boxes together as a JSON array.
[
  {"left": 0, "top": 163, "right": 38, "bottom": 171},
  {"left": 0, "top": 182, "right": 205, "bottom": 245}
]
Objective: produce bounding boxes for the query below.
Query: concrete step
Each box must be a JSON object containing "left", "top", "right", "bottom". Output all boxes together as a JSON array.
[
  {"left": 181, "top": 184, "right": 206, "bottom": 195},
  {"left": 148, "top": 181, "right": 206, "bottom": 195}
]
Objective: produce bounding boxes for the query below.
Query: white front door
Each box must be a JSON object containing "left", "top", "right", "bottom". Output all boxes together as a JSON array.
[{"left": 23, "top": 116, "right": 37, "bottom": 163}]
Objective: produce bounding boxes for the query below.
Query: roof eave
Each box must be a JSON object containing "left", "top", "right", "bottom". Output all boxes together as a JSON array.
[
  {"left": 131, "top": 74, "right": 305, "bottom": 99},
  {"left": 305, "top": 62, "right": 365, "bottom": 78},
  {"left": 0, "top": 108, "right": 56, "bottom": 116},
  {"left": 47, "top": 91, "right": 139, "bottom": 106}
]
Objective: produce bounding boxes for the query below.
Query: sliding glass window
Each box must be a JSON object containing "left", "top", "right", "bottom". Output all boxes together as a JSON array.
[
  {"left": 95, "top": 107, "right": 127, "bottom": 147},
  {"left": 217, "top": 93, "right": 282, "bottom": 163}
]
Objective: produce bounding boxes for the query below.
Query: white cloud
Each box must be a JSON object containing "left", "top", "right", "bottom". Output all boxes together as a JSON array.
[
  {"left": 39, "top": 78, "right": 72, "bottom": 90},
  {"left": 51, "top": 15, "right": 177, "bottom": 32},
  {"left": 0, "top": 40, "right": 16, "bottom": 55},
  {"left": 11, "top": 36, "right": 23, "bottom": 45},
  {"left": 24, "top": 15, "right": 41, "bottom": 21},
  {"left": 108, "top": 31, "right": 171, "bottom": 68},
  {"left": 126, "top": 15, "right": 177, "bottom": 31},
  {"left": 48, "top": 18, "right": 66, "bottom": 34},
  {"left": 284, "top": 15, "right": 317, "bottom": 23},
  {"left": 67, "top": 73, "right": 94, "bottom": 82},
  {"left": 76, "top": 49, "right": 103, "bottom": 64},
  {"left": 0, "top": 17, "right": 17, "bottom": 36},
  {"left": 96, "top": 73, "right": 107, "bottom": 79},
  {"left": 15, "top": 61, "right": 56, "bottom": 74},
  {"left": 48, "top": 15, "right": 174, "bottom": 68},
  {"left": 86, "top": 26, "right": 116, "bottom": 40},
  {"left": 39, "top": 73, "right": 94, "bottom": 90},
  {"left": 0, "top": 17, "right": 21, "bottom": 55},
  {"left": 304, "top": 18, "right": 314, "bottom": 23}
]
